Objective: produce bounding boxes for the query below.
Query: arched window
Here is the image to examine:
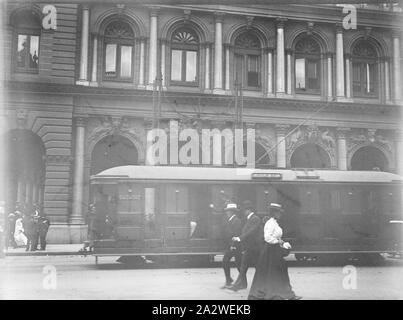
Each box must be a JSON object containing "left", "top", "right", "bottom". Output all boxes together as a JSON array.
[
  {"left": 290, "top": 143, "right": 331, "bottom": 169},
  {"left": 350, "top": 146, "right": 388, "bottom": 171},
  {"left": 352, "top": 41, "right": 378, "bottom": 97},
  {"left": 103, "top": 21, "right": 134, "bottom": 81},
  {"left": 234, "top": 32, "right": 262, "bottom": 90},
  {"left": 294, "top": 37, "right": 321, "bottom": 93},
  {"left": 170, "top": 27, "right": 199, "bottom": 85},
  {"left": 12, "top": 9, "right": 41, "bottom": 73}
]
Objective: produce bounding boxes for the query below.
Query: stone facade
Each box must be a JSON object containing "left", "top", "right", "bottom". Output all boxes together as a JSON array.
[{"left": 2, "top": 1, "right": 402, "bottom": 243}]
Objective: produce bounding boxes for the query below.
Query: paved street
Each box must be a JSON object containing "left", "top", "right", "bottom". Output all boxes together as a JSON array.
[{"left": 1, "top": 255, "right": 402, "bottom": 300}]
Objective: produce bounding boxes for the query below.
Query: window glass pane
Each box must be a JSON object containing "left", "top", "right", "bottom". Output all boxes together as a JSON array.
[
  {"left": 247, "top": 55, "right": 260, "bottom": 87},
  {"left": 352, "top": 63, "right": 361, "bottom": 93},
  {"left": 29, "top": 36, "right": 39, "bottom": 69},
  {"left": 307, "top": 60, "right": 319, "bottom": 89},
  {"left": 105, "top": 44, "right": 117, "bottom": 76},
  {"left": 235, "top": 54, "right": 243, "bottom": 86},
  {"left": 120, "top": 45, "right": 132, "bottom": 78},
  {"left": 366, "top": 63, "right": 376, "bottom": 93},
  {"left": 171, "top": 50, "right": 182, "bottom": 81},
  {"left": 185, "top": 51, "right": 197, "bottom": 82},
  {"left": 295, "top": 58, "right": 306, "bottom": 89},
  {"left": 17, "top": 34, "right": 28, "bottom": 68}
]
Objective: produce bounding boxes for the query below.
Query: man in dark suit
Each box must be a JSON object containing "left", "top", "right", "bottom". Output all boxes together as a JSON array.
[
  {"left": 221, "top": 203, "right": 243, "bottom": 288},
  {"left": 228, "top": 200, "right": 262, "bottom": 291}
]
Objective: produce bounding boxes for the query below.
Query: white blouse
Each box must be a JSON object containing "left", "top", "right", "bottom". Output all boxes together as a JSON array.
[{"left": 264, "top": 217, "right": 283, "bottom": 244}]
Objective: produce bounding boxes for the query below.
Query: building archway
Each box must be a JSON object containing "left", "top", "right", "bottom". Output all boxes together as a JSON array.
[
  {"left": 350, "top": 146, "right": 388, "bottom": 171},
  {"left": 290, "top": 143, "right": 331, "bottom": 169},
  {"left": 91, "top": 134, "right": 139, "bottom": 175},
  {"left": 5, "top": 129, "right": 46, "bottom": 212}
]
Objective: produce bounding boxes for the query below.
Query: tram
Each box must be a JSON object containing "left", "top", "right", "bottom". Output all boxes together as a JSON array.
[{"left": 88, "top": 166, "right": 403, "bottom": 262}]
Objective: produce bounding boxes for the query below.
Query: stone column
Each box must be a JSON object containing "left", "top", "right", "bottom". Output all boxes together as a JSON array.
[
  {"left": 204, "top": 42, "right": 211, "bottom": 91},
  {"left": 17, "top": 180, "right": 24, "bottom": 204},
  {"left": 71, "top": 117, "right": 87, "bottom": 224},
  {"left": 275, "top": 124, "right": 289, "bottom": 168},
  {"left": 276, "top": 19, "right": 286, "bottom": 97},
  {"left": 384, "top": 57, "right": 391, "bottom": 102},
  {"left": 392, "top": 32, "right": 401, "bottom": 103},
  {"left": 267, "top": 48, "right": 274, "bottom": 96},
  {"left": 138, "top": 37, "right": 146, "bottom": 88},
  {"left": 25, "top": 181, "right": 32, "bottom": 205},
  {"left": 286, "top": 49, "right": 292, "bottom": 95},
  {"left": 224, "top": 44, "right": 230, "bottom": 91},
  {"left": 335, "top": 25, "right": 345, "bottom": 100},
  {"left": 90, "top": 33, "right": 98, "bottom": 86},
  {"left": 213, "top": 12, "right": 224, "bottom": 94},
  {"left": 160, "top": 39, "right": 166, "bottom": 88},
  {"left": 327, "top": 52, "right": 333, "bottom": 99},
  {"left": 345, "top": 53, "right": 351, "bottom": 99},
  {"left": 336, "top": 127, "right": 350, "bottom": 171},
  {"left": 77, "top": 5, "right": 90, "bottom": 85},
  {"left": 147, "top": 7, "right": 159, "bottom": 88}
]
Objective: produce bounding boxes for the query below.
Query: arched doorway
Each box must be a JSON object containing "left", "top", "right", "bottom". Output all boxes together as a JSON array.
[
  {"left": 91, "top": 134, "right": 139, "bottom": 175},
  {"left": 290, "top": 143, "right": 331, "bottom": 169},
  {"left": 350, "top": 146, "right": 388, "bottom": 171},
  {"left": 5, "top": 129, "right": 46, "bottom": 212}
]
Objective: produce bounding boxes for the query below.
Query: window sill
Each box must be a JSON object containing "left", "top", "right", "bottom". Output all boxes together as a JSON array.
[
  {"left": 101, "top": 81, "right": 137, "bottom": 89},
  {"left": 351, "top": 97, "right": 381, "bottom": 104},
  {"left": 170, "top": 81, "right": 199, "bottom": 88},
  {"left": 294, "top": 94, "right": 322, "bottom": 101},
  {"left": 167, "top": 85, "right": 203, "bottom": 93}
]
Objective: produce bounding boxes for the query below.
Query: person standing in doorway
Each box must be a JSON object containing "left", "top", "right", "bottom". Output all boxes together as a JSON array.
[{"left": 221, "top": 202, "right": 243, "bottom": 289}]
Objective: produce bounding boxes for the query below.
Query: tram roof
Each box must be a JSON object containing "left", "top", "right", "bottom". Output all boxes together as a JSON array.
[{"left": 91, "top": 166, "right": 403, "bottom": 184}]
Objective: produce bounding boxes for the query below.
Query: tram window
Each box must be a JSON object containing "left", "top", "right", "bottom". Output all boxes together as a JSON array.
[
  {"left": 300, "top": 187, "right": 319, "bottom": 214},
  {"left": 165, "top": 185, "right": 188, "bottom": 213},
  {"left": 380, "top": 188, "right": 401, "bottom": 216},
  {"left": 342, "top": 187, "right": 361, "bottom": 214},
  {"left": 330, "top": 189, "right": 341, "bottom": 210}
]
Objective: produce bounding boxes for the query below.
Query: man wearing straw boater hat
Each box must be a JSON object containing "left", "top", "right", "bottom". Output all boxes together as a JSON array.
[
  {"left": 228, "top": 200, "right": 262, "bottom": 291},
  {"left": 221, "top": 202, "right": 243, "bottom": 289}
]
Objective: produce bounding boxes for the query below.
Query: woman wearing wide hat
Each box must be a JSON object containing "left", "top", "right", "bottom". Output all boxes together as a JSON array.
[{"left": 247, "top": 203, "right": 301, "bottom": 300}]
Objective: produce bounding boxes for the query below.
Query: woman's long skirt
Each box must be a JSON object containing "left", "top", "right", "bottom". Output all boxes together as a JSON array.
[{"left": 247, "top": 243, "right": 296, "bottom": 300}]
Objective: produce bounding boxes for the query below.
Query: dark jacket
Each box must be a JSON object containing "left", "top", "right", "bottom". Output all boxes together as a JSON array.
[
  {"left": 38, "top": 217, "right": 50, "bottom": 236},
  {"left": 239, "top": 213, "right": 261, "bottom": 250},
  {"left": 225, "top": 215, "right": 243, "bottom": 241}
]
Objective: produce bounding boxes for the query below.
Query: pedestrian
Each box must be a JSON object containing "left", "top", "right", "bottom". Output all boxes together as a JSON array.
[
  {"left": 228, "top": 200, "right": 262, "bottom": 291},
  {"left": 7, "top": 210, "right": 18, "bottom": 248},
  {"left": 221, "top": 202, "right": 243, "bottom": 289},
  {"left": 247, "top": 203, "right": 301, "bottom": 300},
  {"left": 31, "top": 214, "right": 40, "bottom": 251},
  {"left": 38, "top": 215, "right": 50, "bottom": 250},
  {"left": 14, "top": 211, "right": 27, "bottom": 247},
  {"left": 22, "top": 212, "right": 35, "bottom": 251}
]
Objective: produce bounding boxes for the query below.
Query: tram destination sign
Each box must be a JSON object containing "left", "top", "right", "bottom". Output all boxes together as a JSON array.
[{"left": 251, "top": 172, "right": 283, "bottom": 180}]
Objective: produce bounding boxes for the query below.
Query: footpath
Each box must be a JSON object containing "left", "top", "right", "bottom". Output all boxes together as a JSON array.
[{"left": 4, "top": 244, "right": 86, "bottom": 256}]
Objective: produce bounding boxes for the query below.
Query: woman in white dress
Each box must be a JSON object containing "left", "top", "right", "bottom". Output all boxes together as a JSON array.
[
  {"left": 14, "top": 212, "right": 27, "bottom": 246},
  {"left": 248, "top": 203, "right": 301, "bottom": 300}
]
